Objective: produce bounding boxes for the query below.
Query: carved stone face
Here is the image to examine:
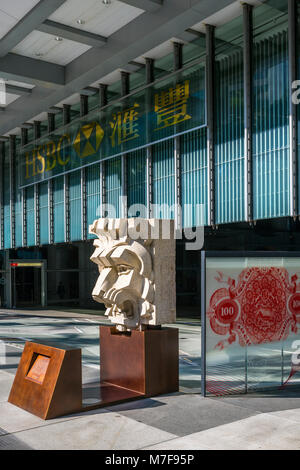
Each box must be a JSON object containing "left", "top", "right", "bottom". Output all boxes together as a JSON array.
[
  {"left": 91, "top": 238, "right": 154, "bottom": 330},
  {"left": 90, "top": 218, "right": 176, "bottom": 331}
]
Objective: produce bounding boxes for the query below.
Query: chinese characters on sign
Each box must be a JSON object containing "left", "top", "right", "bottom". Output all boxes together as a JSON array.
[
  {"left": 154, "top": 80, "right": 191, "bottom": 130},
  {"left": 109, "top": 103, "right": 140, "bottom": 148},
  {"left": 20, "top": 65, "right": 206, "bottom": 187}
]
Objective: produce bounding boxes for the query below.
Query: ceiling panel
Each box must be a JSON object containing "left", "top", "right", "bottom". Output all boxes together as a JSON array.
[
  {"left": 0, "top": 0, "right": 40, "bottom": 40},
  {"left": 12, "top": 30, "right": 91, "bottom": 66},
  {"left": 48, "top": 0, "right": 144, "bottom": 38}
]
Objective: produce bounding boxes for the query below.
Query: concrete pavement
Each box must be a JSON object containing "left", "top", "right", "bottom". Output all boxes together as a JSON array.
[{"left": 0, "top": 309, "right": 300, "bottom": 450}]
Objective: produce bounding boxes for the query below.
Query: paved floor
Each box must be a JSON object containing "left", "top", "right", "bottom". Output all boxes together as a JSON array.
[{"left": 0, "top": 309, "right": 300, "bottom": 450}]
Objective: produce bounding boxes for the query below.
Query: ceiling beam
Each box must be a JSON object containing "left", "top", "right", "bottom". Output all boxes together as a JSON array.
[
  {"left": 0, "top": 0, "right": 235, "bottom": 135},
  {"left": 37, "top": 20, "right": 107, "bottom": 48},
  {"left": 80, "top": 87, "right": 99, "bottom": 96},
  {"left": 5, "top": 84, "right": 32, "bottom": 96},
  {"left": 0, "top": 53, "right": 65, "bottom": 87},
  {"left": 0, "top": 0, "right": 68, "bottom": 58},
  {"left": 119, "top": 0, "right": 163, "bottom": 12}
]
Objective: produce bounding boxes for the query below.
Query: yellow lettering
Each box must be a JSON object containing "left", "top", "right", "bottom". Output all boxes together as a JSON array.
[
  {"left": 36, "top": 145, "right": 46, "bottom": 174},
  {"left": 57, "top": 134, "right": 71, "bottom": 166},
  {"left": 45, "top": 141, "right": 57, "bottom": 171},
  {"left": 25, "top": 150, "right": 36, "bottom": 179}
]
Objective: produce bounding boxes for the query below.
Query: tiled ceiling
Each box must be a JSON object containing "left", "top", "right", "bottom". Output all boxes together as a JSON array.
[
  {"left": 0, "top": 0, "right": 40, "bottom": 40},
  {"left": 12, "top": 30, "right": 91, "bottom": 66},
  {"left": 48, "top": 0, "right": 144, "bottom": 38},
  {"left": 0, "top": 0, "right": 246, "bottom": 136}
]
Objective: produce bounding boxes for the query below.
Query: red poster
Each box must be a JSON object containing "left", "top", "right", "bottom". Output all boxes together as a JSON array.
[{"left": 207, "top": 266, "right": 300, "bottom": 350}]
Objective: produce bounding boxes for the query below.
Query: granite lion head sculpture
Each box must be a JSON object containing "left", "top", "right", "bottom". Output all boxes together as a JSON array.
[{"left": 89, "top": 218, "right": 176, "bottom": 331}]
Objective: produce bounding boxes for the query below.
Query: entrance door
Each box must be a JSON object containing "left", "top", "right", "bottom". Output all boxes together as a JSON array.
[{"left": 10, "top": 261, "right": 46, "bottom": 308}]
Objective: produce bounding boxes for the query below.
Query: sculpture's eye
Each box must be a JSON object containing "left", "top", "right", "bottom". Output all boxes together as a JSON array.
[{"left": 117, "top": 265, "right": 131, "bottom": 274}]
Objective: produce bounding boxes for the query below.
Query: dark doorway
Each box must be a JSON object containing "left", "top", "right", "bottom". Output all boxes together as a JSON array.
[{"left": 11, "top": 266, "right": 42, "bottom": 308}]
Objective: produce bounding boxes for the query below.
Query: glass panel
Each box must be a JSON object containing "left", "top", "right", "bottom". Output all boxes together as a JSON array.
[
  {"left": 252, "top": 1, "right": 289, "bottom": 219},
  {"left": 86, "top": 164, "right": 101, "bottom": 239},
  {"left": 53, "top": 176, "right": 65, "bottom": 243},
  {"left": 69, "top": 170, "right": 82, "bottom": 241},
  {"left": 181, "top": 127, "right": 207, "bottom": 227},
  {"left": 152, "top": 139, "right": 175, "bottom": 219},
  {"left": 215, "top": 13, "right": 245, "bottom": 224},
  {"left": 182, "top": 35, "right": 206, "bottom": 67},
  {"left": 26, "top": 186, "right": 35, "bottom": 246},
  {"left": 18, "top": 62, "right": 206, "bottom": 188},
  {"left": 154, "top": 52, "right": 174, "bottom": 80},
  {"left": 127, "top": 148, "right": 147, "bottom": 217},
  {"left": 3, "top": 142, "right": 11, "bottom": 249},
  {"left": 15, "top": 143, "right": 22, "bottom": 248},
  {"left": 204, "top": 255, "right": 300, "bottom": 396},
  {"left": 105, "top": 157, "right": 121, "bottom": 218},
  {"left": 39, "top": 182, "right": 49, "bottom": 245},
  {"left": 89, "top": 92, "right": 100, "bottom": 112}
]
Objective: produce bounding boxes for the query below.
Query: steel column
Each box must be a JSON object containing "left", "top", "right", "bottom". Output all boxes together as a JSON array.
[
  {"left": 63, "top": 104, "right": 71, "bottom": 125},
  {"left": 173, "top": 42, "right": 183, "bottom": 71},
  {"left": 243, "top": 4, "right": 254, "bottom": 223},
  {"left": 20, "top": 128, "right": 28, "bottom": 248},
  {"left": 288, "top": 0, "right": 298, "bottom": 218},
  {"left": 48, "top": 112, "right": 55, "bottom": 133},
  {"left": 206, "top": 24, "right": 216, "bottom": 227},
  {"left": 21, "top": 127, "right": 28, "bottom": 147},
  {"left": 146, "top": 58, "right": 154, "bottom": 85},
  {"left": 174, "top": 42, "right": 182, "bottom": 231},
  {"left": 146, "top": 58, "right": 154, "bottom": 219},
  {"left": 80, "top": 94, "right": 88, "bottom": 117},
  {"left": 146, "top": 147, "right": 153, "bottom": 219},
  {"left": 48, "top": 179, "right": 54, "bottom": 245},
  {"left": 22, "top": 187, "right": 26, "bottom": 247},
  {"left": 121, "top": 71, "right": 130, "bottom": 218},
  {"left": 121, "top": 71, "right": 130, "bottom": 97},
  {"left": 34, "top": 121, "right": 41, "bottom": 140},
  {"left": 81, "top": 167, "right": 87, "bottom": 240},
  {"left": 100, "top": 84, "right": 108, "bottom": 108},
  {"left": 9, "top": 135, "right": 16, "bottom": 249},
  {"left": 121, "top": 155, "right": 127, "bottom": 218},
  {"left": 35, "top": 184, "right": 40, "bottom": 246},
  {"left": 64, "top": 174, "right": 70, "bottom": 242},
  {"left": 100, "top": 161, "right": 105, "bottom": 218}
]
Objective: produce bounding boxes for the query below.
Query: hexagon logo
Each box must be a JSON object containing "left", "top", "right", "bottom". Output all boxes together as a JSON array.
[{"left": 73, "top": 121, "right": 104, "bottom": 158}]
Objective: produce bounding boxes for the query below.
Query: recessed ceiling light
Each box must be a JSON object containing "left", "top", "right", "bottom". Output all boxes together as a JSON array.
[
  {"left": 77, "top": 19, "right": 85, "bottom": 25},
  {"left": 35, "top": 52, "right": 44, "bottom": 57},
  {"left": 102, "top": 0, "right": 112, "bottom": 5},
  {"left": 55, "top": 36, "right": 63, "bottom": 42}
]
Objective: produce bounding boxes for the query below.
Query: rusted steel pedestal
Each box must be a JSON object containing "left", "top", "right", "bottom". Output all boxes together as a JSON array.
[
  {"left": 8, "top": 342, "right": 82, "bottom": 420},
  {"left": 100, "top": 326, "right": 179, "bottom": 397},
  {"left": 8, "top": 326, "right": 179, "bottom": 419}
]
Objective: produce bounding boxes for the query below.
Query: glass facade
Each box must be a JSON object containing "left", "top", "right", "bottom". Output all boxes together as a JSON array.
[
  {"left": 252, "top": 2, "right": 290, "bottom": 220},
  {"left": 1, "top": 0, "right": 297, "bottom": 254},
  {"left": 0, "top": 2, "right": 299, "bottom": 321},
  {"left": 215, "top": 14, "right": 245, "bottom": 224}
]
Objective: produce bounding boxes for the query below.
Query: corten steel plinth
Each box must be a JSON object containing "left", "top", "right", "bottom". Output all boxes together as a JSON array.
[
  {"left": 8, "top": 342, "right": 82, "bottom": 420},
  {"left": 8, "top": 327, "right": 179, "bottom": 419},
  {"left": 99, "top": 326, "right": 179, "bottom": 397}
]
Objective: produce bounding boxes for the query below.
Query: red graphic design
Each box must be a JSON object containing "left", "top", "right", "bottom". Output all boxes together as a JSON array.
[{"left": 208, "top": 267, "right": 299, "bottom": 350}]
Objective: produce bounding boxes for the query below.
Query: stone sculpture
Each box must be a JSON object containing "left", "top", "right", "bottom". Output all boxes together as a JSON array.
[{"left": 89, "top": 218, "right": 176, "bottom": 331}]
